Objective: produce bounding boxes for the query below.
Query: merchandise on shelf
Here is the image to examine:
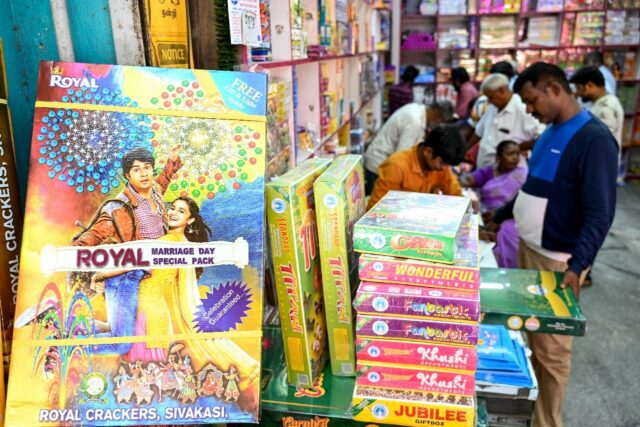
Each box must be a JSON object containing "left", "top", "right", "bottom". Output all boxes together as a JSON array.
[
  {"left": 479, "top": 0, "right": 521, "bottom": 13},
  {"left": 357, "top": 363, "right": 476, "bottom": 396},
  {"left": 353, "top": 191, "right": 472, "bottom": 264},
  {"left": 357, "top": 213, "right": 479, "bottom": 290},
  {"left": 356, "top": 338, "right": 478, "bottom": 372},
  {"left": 479, "top": 16, "right": 517, "bottom": 48},
  {"left": 0, "top": 40, "right": 23, "bottom": 375},
  {"left": 438, "top": 0, "right": 467, "bottom": 15},
  {"left": 354, "top": 282, "right": 480, "bottom": 322},
  {"left": 479, "top": 268, "right": 586, "bottom": 336},
  {"left": 266, "top": 157, "right": 332, "bottom": 388},
  {"left": 605, "top": 10, "right": 640, "bottom": 46},
  {"left": 7, "top": 61, "right": 268, "bottom": 425},
  {"left": 618, "top": 84, "right": 640, "bottom": 112},
  {"left": 476, "top": 325, "right": 534, "bottom": 388},
  {"left": 564, "top": 0, "right": 604, "bottom": 10},
  {"left": 604, "top": 51, "right": 638, "bottom": 81},
  {"left": 438, "top": 27, "right": 471, "bottom": 49},
  {"left": 401, "top": 32, "right": 437, "bottom": 52},
  {"left": 315, "top": 155, "right": 366, "bottom": 376},
  {"left": 351, "top": 385, "right": 475, "bottom": 427},
  {"left": 290, "top": 0, "right": 308, "bottom": 59},
  {"left": 356, "top": 314, "right": 479, "bottom": 346},
  {"left": 572, "top": 11, "right": 605, "bottom": 46},
  {"left": 534, "top": 0, "right": 563, "bottom": 11},
  {"left": 524, "top": 16, "right": 561, "bottom": 47},
  {"left": 250, "top": 0, "right": 273, "bottom": 62},
  {"left": 140, "top": 0, "right": 193, "bottom": 67},
  {"left": 266, "top": 79, "right": 292, "bottom": 162}
]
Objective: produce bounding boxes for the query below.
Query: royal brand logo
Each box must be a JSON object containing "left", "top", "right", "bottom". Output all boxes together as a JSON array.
[
  {"left": 390, "top": 236, "right": 444, "bottom": 251},
  {"left": 281, "top": 416, "right": 329, "bottom": 427},
  {"left": 280, "top": 262, "right": 302, "bottom": 333},
  {"left": 49, "top": 67, "right": 98, "bottom": 89}
]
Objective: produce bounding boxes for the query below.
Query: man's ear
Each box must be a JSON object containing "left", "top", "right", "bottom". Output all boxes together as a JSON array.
[{"left": 547, "top": 80, "right": 564, "bottom": 96}]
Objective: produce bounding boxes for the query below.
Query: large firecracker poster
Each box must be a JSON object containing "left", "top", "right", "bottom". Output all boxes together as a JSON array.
[{"left": 5, "top": 61, "right": 267, "bottom": 425}]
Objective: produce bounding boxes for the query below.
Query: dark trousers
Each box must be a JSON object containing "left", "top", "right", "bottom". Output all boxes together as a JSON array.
[{"left": 365, "top": 168, "right": 377, "bottom": 196}]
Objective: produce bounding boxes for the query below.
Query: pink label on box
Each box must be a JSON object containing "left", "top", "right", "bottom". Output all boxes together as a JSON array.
[
  {"left": 356, "top": 315, "right": 478, "bottom": 347},
  {"left": 356, "top": 339, "right": 477, "bottom": 372},
  {"left": 358, "top": 255, "right": 480, "bottom": 291},
  {"left": 354, "top": 282, "right": 480, "bottom": 322},
  {"left": 357, "top": 364, "right": 476, "bottom": 396}
]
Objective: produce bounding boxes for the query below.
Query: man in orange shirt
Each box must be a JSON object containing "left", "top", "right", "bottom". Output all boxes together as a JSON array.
[{"left": 368, "top": 124, "right": 465, "bottom": 209}]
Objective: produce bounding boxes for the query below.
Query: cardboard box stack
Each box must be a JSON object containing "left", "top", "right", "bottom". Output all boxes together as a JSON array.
[{"left": 349, "top": 191, "right": 480, "bottom": 427}]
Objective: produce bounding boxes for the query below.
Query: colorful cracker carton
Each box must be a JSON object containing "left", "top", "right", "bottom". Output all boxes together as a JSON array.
[
  {"left": 0, "top": 39, "right": 23, "bottom": 376},
  {"left": 358, "top": 214, "right": 479, "bottom": 290},
  {"left": 267, "top": 157, "right": 332, "bottom": 387},
  {"left": 7, "top": 61, "right": 268, "bottom": 425},
  {"left": 356, "top": 315, "right": 478, "bottom": 347},
  {"left": 354, "top": 282, "right": 480, "bottom": 323},
  {"left": 314, "top": 154, "right": 365, "bottom": 376},
  {"left": 355, "top": 339, "right": 478, "bottom": 373},
  {"left": 354, "top": 192, "right": 471, "bottom": 264},
  {"left": 357, "top": 364, "right": 475, "bottom": 397},
  {"left": 351, "top": 385, "right": 475, "bottom": 427},
  {"left": 480, "top": 268, "right": 586, "bottom": 336}
]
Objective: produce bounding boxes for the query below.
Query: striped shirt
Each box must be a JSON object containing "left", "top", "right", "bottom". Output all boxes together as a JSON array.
[{"left": 127, "top": 183, "right": 165, "bottom": 239}]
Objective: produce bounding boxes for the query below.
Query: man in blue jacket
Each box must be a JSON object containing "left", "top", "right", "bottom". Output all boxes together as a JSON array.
[{"left": 489, "top": 62, "right": 617, "bottom": 427}]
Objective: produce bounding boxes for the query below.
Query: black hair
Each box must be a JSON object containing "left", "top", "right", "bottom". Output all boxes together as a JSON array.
[
  {"left": 122, "top": 147, "right": 155, "bottom": 176},
  {"left": 172, "top": 196, "right": 212, "bottom": 279},
  {"left": 496, "top": 140, "right": 519, "bottom": 157},
  {"left": 585, "top": 51, "right": 604, "bottom": 67},
  {"left": 513, "top": 62, "right": 572, "bottom": 95},
  {"left": 451, "top": 67, "right": 471, "bottom": 85},
  {"left": 569, "top": 66, "right": 605, "bottom": 88},
  {"left": 401, "top": 65, "right": 419, "bottom": 83},
  {"left": 489, "top": 61, "right": 516, "bottom": 79},
  {"left": 419, "top": 124, "right": 466, "bottom": 165}
]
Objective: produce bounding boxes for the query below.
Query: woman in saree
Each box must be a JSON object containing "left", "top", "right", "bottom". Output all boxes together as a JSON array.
[{"left": 461, "top": 140, "right": 526, "bottom": 268}]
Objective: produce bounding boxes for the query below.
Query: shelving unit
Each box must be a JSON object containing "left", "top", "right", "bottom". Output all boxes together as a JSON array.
[
  {"left": 391, "top": 0, "right": 640, "bottom": 178},
  {"left": 242, "top": 0, "right": 390, "bottom": 177}
]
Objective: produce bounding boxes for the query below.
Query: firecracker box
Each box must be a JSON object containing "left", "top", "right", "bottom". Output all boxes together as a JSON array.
[
  {"left": 356, "top": 363, "right": 476, "bottom": 397},
  {"left": 314, "top": 154, "right": 365, "bottom": 376},
  {"left": 480, "top": 268, "right": 586, "bottom": 336},
  {"left": 356, "top": 338, "right": 478, "bottom": 373},
  {"left": 354, "top": 191, "right": 471, "bottom": 264},
  {"left": 354, "top": 282, "right": 480, "bottom": 323},
  {"left": 356, "top": 315, "right": 478, "bottom": 347},
  {"left": 7, "top": 61, "right": 268, "bottom": 425},
  {"left": 351, "top": 385, "right": 475, "bottom": 427},
  {"left": 266, "top": 158, "right": 332, "bottom": 388},
  {"left": 358, "top": 214, "right": 479, "bottom": 290}
]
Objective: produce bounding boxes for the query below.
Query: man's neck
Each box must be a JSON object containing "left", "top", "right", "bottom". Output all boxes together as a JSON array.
[
  {"left": 591, "top": 90, "right": 607, "bottom": 102},
  {"left": 417, "top": 147, "right": 431, "bottom": 174},
  {"left": 499, "top": 93, "right": 513, "bottom": 112},
  {"left": 555, "top": 96, "right": 583, "bottom": 125}
]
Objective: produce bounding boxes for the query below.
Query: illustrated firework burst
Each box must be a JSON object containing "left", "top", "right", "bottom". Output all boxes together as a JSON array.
[
  {"left": 154, "top": 116, "right": 264, "bottom": 202},
  {"left": 37, "top": 86, "right": 152, "bottom": 194}
]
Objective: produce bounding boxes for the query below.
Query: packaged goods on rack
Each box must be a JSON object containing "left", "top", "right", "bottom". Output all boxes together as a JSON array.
[
  {"left": 560, "top": 12, "right": 577, "bottom": 46},
  {"left": 354, "top": 283, "right": 480, "bottom": 322},
  {"left": 352, "top": 385, "right": 476, "bottom": 427},
  {"left": 525, "top": 16, "right": 561, "bottom": 47},
  {"left": 438, "top": 28, "right": 471, "bottom": 49},
  {"left": 266, "top": 79, "right": 292, "bottom": 161},
  {"left": 7, "top": 61, "right": 268, "bottom": 425},
  {"left": 356, "top": 314, "right": 479, "bottom": 346},
  {"left": 439, "top": 0, "right": 468, "bottom": 15},
  {"left": 605, "top": 51, "right": 638, "bottom": 80},
  {"left": 479, "top": 0, "right": 521, "bottom": 13},
  {"left": 315, "top": 155, "right": 366, "bottom": 376},
  {"left": 479, "top": 16, "right": 517, "bottom": 48},
  {"left": 250, "top": 0, "right": 273, "bottom": 62},
  {"left": 572, "top": 11, "right": 605, "bottom": 46},
  {"left": 605, "top": 10, "right": 640, "bottom": 46},
  {"left": 619, "top": 85, "right": 640, "bottom": 113},
  {"left": 354, "top": 192, "right": 471, "bottom": 264},
  {"left": 356, "top": 338, "right": 478, "bottom": 372},
  {"left": 564, "top": 0, "right": 604, "bottom": 10},
  {"left": 534, "top": 0, "right": 564, "bottom": 11},
  {"left": 290, "top": 0, "right": 308, "bottom": 59},
  {"left": 476, "top": 325, "right": 534, "bottom": 388},
  {"left": 479, "top": 268, "right": 586, "bottom": 336},
  {"left": 266, "top": 158, "right": 331, "bottom": 388}
]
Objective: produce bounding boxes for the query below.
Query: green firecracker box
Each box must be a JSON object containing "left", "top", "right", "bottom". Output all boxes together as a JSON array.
[
  {"left": 266, "top": 158, "right": 332, "bottom": 388},
  {"left": 314, "top": 155, "right": 366, "bottom": 377},
  {"left": 354, "top": 192, "right": 471, "bottom": 264},
  {"left": 480, "top": 268, "right": 586, "bottom": 336}
]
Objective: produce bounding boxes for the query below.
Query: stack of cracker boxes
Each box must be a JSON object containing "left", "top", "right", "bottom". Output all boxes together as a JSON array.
[
  {"left": 350, "top": 191, "right": 480, "bottom": 427},
  {"left": 266, "top": 155, "right": 366, "bottom": 388}
]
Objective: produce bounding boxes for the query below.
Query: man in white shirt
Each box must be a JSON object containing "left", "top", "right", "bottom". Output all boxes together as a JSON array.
[
  {"left": 470, "top": 74, "right": 546, "bottom": 168},
  {"left": 585, "top": 51, "right": 617, "bottom": 95},
  {"left": 570, "top": 66, "right": 625, "bottom": 183},
  {"left": 364, "top": 101, "right": 454, "bottom": 194}
]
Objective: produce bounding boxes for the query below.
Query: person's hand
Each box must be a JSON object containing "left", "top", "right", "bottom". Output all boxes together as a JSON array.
[
  {"left": 560, "top": 270, "right": 580, "bottom": 300},
  {"left": 479, "top": 229, "right": 496, "bottom": 242},
  {"left": 90, "top": 273, "right": 106, "bottom": 294},
  {"left": 471, "top": 199, "right": 480, "bottom": 214},
  {"left": 169, "top": 144, "right": 182, "bottom": 162}
]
